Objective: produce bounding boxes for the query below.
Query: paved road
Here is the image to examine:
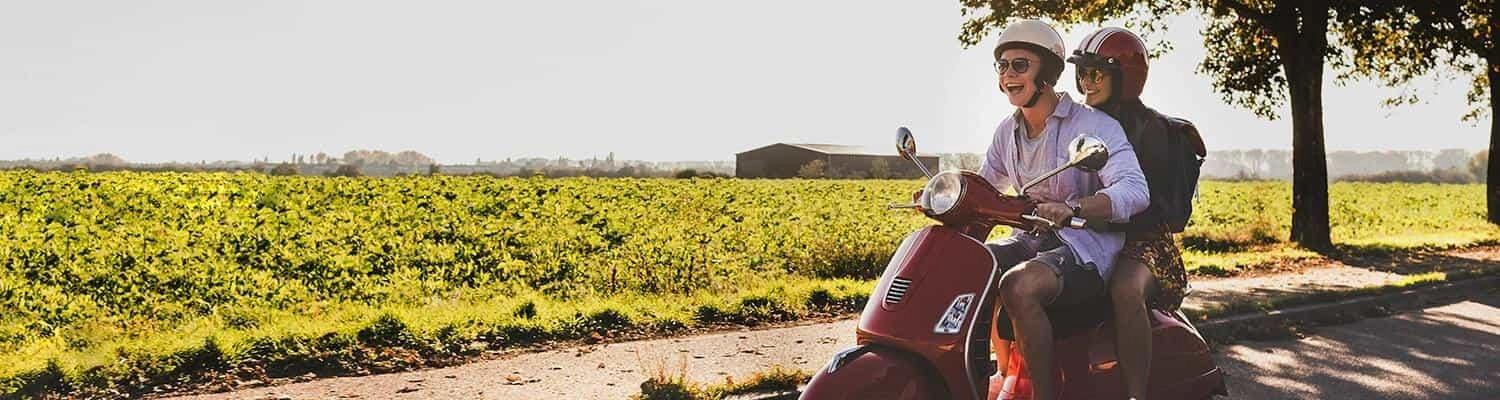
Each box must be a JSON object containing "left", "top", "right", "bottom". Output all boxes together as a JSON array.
[
  {"left": 1215, "top": 293, "right": 1500, "bottom": 399},
  {"left": 165, "top": 320, "right": 862, "bottom": 400}
]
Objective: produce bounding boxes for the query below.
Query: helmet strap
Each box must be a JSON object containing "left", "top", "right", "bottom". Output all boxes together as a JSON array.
[
  {"left": 1023, "top": 89, "right": 1044, "bottom": 108},
  {"left": 1023, "top": 79, "right": 1047, "bottom": 108}
]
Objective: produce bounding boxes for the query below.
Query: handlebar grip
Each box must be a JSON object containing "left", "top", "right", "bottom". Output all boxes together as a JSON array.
[{"left": 1021, "top": 214, "right": 1055, "bottom": 229}]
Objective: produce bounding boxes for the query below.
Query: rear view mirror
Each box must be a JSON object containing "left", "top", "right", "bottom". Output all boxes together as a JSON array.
[
  {"left": 895, "top": 126, "right": 933, "bottom": 178},
  {"left": 896, "top": 127, "right": 918, "bottom": 161},
  {"left": 1067, "top": 135, "right": 1108, "bottom": 172},
  {"left": 1020, "top": 134, "right": 1111, "bottom": 194}
]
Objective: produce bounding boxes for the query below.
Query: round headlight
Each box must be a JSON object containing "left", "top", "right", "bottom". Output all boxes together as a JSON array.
[{"left": 922, "top": 171, "right": 964, "bottom": 215}]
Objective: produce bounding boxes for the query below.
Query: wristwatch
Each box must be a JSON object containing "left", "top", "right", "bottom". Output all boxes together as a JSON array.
[{"left": 1066, "top": 199, "right": 1083, "bottom": 219}]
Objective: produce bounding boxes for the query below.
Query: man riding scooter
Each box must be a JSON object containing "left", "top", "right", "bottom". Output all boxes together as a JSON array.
[{"left": 978, "top": 19, "right": 1149, "bottom": 400}]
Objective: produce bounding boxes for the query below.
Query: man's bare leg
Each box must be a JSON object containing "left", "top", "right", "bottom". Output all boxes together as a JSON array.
[
  {"left": 986, "top": 240, "right": 1030, "bottom": 378},
  {"left": 999, "top": 262, "right": 1061, "bottom": 400}
]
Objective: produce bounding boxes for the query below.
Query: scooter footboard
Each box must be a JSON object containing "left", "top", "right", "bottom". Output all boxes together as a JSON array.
[{"left": 800, "top": 345, "right": 949, "bottom": 400}]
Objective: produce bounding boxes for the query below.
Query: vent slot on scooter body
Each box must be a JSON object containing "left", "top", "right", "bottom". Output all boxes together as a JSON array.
[{"left": 885, "top": 277, "right": 913, "bottom": 304}]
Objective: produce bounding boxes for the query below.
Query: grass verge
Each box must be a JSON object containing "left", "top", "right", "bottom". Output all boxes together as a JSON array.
[
  {"left": 634, "top": 357, "right": 810, "bottom": 400},
  {"left": 0, "top": 278, "right": 869, "bottom": 399}
]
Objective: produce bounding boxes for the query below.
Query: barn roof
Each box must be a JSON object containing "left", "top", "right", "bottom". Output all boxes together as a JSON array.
[{"left": 739, "top": 143, "right": 937, "bottom": 158}]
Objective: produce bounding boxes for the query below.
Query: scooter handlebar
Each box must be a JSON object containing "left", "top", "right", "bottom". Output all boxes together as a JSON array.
[{"left": 1022, "top": 213, "right": 1088, "bottom": 231}]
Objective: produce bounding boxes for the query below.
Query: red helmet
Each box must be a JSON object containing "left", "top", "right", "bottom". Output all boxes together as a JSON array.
[{"left": 1066, "top": 27, "right": 1149, "bottom": 101}]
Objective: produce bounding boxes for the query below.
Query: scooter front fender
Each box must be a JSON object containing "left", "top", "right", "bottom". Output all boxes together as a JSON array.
[{"left": 800, "top": 345, "right": 948, "bottom": 400}]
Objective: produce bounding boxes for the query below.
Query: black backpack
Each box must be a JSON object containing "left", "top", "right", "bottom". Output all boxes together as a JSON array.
[{"left": 1159, "top": 116, "right": 1207, "bottom": 232}]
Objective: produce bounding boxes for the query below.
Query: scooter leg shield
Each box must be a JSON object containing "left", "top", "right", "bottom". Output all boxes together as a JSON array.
[{"left": 800, "top": 345, "right": 948, "bottom": 400}]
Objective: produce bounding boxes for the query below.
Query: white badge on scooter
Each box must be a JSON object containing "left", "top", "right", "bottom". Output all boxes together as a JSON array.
[{"left": 933, "top": 293, "right": 975, "bottom": 335}]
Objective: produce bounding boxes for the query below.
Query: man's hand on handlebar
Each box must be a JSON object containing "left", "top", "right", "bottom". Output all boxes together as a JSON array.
[{"left": 1035, "top": 202, "right": 1076, "bottom": 229}]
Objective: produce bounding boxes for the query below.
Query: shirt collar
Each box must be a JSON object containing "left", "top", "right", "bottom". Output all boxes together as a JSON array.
[
  {"left": 1010, "top": 92, "right": 1076, "bottom": 124},
  {"left": 1052, "top": 92, "right": 1076, "bottom": 119}
]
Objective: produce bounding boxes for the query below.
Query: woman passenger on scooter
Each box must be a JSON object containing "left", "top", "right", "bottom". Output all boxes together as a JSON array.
[{"left": 1067, "top": 28, "right": 1200, "bottom": 400}]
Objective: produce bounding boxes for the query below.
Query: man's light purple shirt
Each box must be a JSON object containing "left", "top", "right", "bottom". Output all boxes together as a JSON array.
[{"left": 976, "top": 92, "right": 1150, "bottom": 279}]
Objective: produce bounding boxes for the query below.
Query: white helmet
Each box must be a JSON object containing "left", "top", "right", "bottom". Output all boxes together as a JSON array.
[{"left": 993, "top": 19, "right": 1067, "bottom": 88}]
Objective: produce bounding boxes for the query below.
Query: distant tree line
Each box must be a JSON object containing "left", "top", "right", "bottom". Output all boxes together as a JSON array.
[
  {"left": 1208, "top": 149, "right": 1488, "bottom": 184},
  {"left": 0, "top": 150, "right": 735, "bottom": 179},
  {"left": 1334, "top": 149, "right": 1489, "bottom": 184},
  {"left": 13, "top": 149, "right": 1483, "bottom": 183}
]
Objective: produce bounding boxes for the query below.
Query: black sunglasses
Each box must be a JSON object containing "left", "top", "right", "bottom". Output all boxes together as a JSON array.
[{"left": 993, "top": 58, "right": 1033, "bottom": 75}]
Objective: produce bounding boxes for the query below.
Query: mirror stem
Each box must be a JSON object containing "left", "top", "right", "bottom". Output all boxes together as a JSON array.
[
  {"left": 912, "top": 158, "right": 934, "bottom": 179},
  {"left": 1019, "top": 162, "right": 1072, "bottom": 194}
]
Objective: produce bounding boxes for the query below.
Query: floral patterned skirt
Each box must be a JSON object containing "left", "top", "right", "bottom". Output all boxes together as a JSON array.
[{"left": 1118, "top": 230, "right": 1189, "bottom": 311}]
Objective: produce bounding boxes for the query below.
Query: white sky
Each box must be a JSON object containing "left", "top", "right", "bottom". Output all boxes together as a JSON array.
[{"left": 0, "top": 1, "right": 1488, "bottom": 163}]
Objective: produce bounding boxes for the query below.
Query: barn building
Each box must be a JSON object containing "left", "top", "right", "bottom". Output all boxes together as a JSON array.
[{"left": 735, "top": 143, "right": 940, "bottom": 179}]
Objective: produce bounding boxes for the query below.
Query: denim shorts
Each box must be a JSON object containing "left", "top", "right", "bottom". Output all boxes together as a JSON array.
[
  {"left": 985, "top": 234, "right": 1105, "bottom": 307},
  {"left": 986, "top": 234, "right": 1110, "bottom": 341}
]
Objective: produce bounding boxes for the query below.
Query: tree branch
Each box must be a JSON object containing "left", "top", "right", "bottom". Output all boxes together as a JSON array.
[
  {"left": 1215, "top": 0, "right": 1271, "bottom": 25},
  {"left": 1434, "top": 0, "right": 1485, "bottom": 57}
]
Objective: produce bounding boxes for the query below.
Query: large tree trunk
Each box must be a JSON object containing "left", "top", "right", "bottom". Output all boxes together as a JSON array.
[
  {"left": 1279, "top": 1, "right": 1334, "bottom": 249},
  {"left": 1488, "top": 58, "right": 1498, "bottom": 224}
]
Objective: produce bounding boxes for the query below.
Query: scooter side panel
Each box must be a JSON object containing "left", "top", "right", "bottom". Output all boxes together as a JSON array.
[
  {"left": 858, "top": 225, "right": 998, "bottom": 400},
  {"left": 800, "top": 345, "right": 948, "bottom": 400}
]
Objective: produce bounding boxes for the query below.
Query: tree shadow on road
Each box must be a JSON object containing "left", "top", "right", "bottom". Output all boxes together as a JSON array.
[
  {"left": 1214, "top": 298, "right": 1500, "bottom": 399},
  {"left": 1328, "top": 245, "right": 1499, "bottom": 276}
]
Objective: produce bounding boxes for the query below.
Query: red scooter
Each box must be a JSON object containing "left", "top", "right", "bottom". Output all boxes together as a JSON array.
[{"left": 799, "top": 128, "right": 1226, "bottom": 400}]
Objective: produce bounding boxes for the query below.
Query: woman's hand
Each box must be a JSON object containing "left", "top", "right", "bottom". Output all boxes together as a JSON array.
[{"left": 1035, "top": 202, "right": 1076, "bottom": 228}]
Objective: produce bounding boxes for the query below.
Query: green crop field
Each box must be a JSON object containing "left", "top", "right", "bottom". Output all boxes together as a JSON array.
[{"left": 0, "top": 171, "right": 1494, "bottom": 396}]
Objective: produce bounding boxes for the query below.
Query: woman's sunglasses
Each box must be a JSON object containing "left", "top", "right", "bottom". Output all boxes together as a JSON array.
[
  {"left": 1076, "top": 67, "right": 1108, "bottom": 83},
  {"left": 993, "top": 58, "right": 1033, "bottom": 75}
]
